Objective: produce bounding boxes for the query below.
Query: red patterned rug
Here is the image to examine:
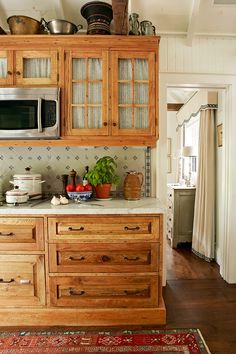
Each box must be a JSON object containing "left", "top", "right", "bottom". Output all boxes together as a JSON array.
[{"left": 0, "top": 328, "right": 211, "bottom": 353}]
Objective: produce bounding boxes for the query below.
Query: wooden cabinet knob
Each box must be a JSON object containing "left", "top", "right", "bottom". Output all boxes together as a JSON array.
[
  {"left": 103, "top": 122, "right": 108, "bottom": 126},
  {"left": 15, "top": 71, "right": 21, "bottom": 76},
  {"left": 7, "top": 70, "right": 12, "bottom": 75},
  {"left": 112, "top": 122, "right": 117, "bottom": 127},
  {"left": 101, "top": 255, "right": 110, "bottom": 262}
]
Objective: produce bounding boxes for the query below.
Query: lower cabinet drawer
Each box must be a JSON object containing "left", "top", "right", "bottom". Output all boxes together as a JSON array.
[
  {"left": 49, "top": 275, "right": 159, "bottom": 308},
  {"left": 0, "top": 255, "right": 45, "bottom": 307},
  {"left": 0, "top": 217, "right": 44, "bottom": 251},
  {"left": 49, "top": 243, "right": 159, "bottom": 273}
]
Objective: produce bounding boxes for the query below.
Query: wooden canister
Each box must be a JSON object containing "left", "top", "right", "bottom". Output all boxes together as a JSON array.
[{"left": 123, "top": 171, "right": 143, "bottom": 200}]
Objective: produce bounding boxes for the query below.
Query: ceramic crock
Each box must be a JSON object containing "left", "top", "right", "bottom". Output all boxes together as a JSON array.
[
  {"left": 81, "top": 1, "right": 113, "bottom": 34},
  {"left": 123, "top": 171, "right": 143, "bottom": 200}
]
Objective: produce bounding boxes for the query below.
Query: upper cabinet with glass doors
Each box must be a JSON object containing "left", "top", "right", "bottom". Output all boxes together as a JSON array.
[
  {"left": 66, "top": 50, "right": 108, "bottom": 136},
  {"left": 111, "top": 51, "right": 156, "bottom": 137},
  {"left": 0, "top": 50, "right": 58, "bottom": 86},
  {"left": 65, "top": 39, "right": 159, "bottom": 146}
]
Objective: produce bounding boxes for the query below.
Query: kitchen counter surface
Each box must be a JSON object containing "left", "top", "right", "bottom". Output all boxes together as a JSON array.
[{"left": 0, "top": 197, "right": 166, "bottom": 215}]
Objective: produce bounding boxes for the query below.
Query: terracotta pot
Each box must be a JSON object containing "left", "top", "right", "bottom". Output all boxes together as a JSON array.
[{"left": 95, "top": 183, "right": 112, "bottom": 199}]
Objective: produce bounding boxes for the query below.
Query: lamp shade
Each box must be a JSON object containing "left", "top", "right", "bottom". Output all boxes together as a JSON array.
[{"left": 182, "top": 145, "right": 194, "bottom": 157}]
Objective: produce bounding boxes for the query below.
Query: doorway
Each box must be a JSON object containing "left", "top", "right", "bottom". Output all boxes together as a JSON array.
[
  {"left": 157, "top": 75, "right": 231, "bottom": 281},
  {"left": 166, "top": 86, "right": 225, "bottom": 278}
]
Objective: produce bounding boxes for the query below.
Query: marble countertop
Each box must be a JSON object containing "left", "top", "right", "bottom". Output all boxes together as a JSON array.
[{"left": 0, "top": 197, "right": 166, "bottom": 215}]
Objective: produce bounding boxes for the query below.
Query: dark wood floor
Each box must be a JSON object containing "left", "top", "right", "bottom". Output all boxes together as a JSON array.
[{"left": 164, "top": 241, "right": 236, "bottom": 354}]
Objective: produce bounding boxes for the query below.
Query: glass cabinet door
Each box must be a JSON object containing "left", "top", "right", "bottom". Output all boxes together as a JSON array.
[
  {"left": 15, "top": 51, "right": 58, "bottom": 85},
  {"left": 67, "top": 51, "right": 108, "bottom": 136},
  {"left": 0, "top": 51, "right": 13, "bottom": 85},
  {"left": 111, "top": 51, "right": 156, "bottom": 136}
]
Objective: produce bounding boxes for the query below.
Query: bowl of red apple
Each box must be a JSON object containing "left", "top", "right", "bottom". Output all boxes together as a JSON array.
[{"left": 66, "top": 183, "right": 93, "bottom": 201}]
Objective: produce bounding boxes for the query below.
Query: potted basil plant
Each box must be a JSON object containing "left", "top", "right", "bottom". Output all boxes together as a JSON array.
[{"left": 85, "top": 156, "right": 120, "bottom": 199}]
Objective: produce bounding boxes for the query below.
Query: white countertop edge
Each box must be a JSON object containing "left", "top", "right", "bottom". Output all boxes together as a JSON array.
[{"left": 0, "top": 198, "right": 166, "bottom": 215}]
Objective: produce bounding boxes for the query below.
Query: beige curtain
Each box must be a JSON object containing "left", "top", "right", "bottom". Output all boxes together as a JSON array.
[{"left": 192, "top": 109, "right": 215, "bottom": 261}]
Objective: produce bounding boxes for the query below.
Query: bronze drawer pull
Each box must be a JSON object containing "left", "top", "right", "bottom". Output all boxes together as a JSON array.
[
  {"left": 0, "top": 278, "right": 14, "bottom": 283},
  {"left": 101, "top": 255, "right": 110, "bottom": 262},
  {"left": 68, "top": 226, "right": 84, "bottom": 231},
  {"left": 69, "top": 256, "right": 85, "bottom": 261},
  {"left": 0, "top": 232, "right": 14, "bottom": 236},
  {"left": 124, "top": 226, "right": 140, "bottom": 231},
  {"left": 124, "top": 256, "right": 140, "bottom": 261},
  {"left": 69, "top": 289, "right": 85, "bottom": 296}
]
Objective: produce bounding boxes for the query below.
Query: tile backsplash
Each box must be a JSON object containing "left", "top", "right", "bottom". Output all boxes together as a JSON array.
[{"left": 0, "top": 146, "right": 151, "bottom": 197}]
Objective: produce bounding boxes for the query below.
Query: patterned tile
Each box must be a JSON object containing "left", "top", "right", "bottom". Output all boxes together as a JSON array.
[{"left": 0, "top": 146, "right": 151, "bottom": 197}]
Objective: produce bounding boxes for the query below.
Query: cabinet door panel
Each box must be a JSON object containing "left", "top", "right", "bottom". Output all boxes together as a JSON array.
[
  {"left": 111, "top": 51, "right": 156, "bottom": 136},
  {"left": 15, "top": 50, "right": 58, "bottom": 85},
  {"left": 0, "top": 255, "right": 45, "bottom": 306},
  {"left": 66, "top": 51, "right": 108, "bottom": 136},
  {"left": 0, "top": 50, "right": 13, "bottom": 85}
]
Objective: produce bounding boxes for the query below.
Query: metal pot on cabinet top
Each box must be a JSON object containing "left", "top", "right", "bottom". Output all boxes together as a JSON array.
[
  {"left": 7, "top": 15, "right": 43, "bottom": 35},
  {"left": 81, "top": 1, "right": 113, "bottom": 35},
  {"left": 41, "top": 18, "right": 83, "bottom": 35}
]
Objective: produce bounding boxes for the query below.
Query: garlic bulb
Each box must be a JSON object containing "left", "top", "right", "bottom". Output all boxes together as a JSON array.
[
  {"left": 60, "top": 195, "right": 69, "bottom": 205},
  {"left": 51, "top": 196, "right": 61, "bottom": 206}
]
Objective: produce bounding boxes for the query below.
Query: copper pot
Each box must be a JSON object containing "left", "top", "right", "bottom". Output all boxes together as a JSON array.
[{"left": 7, "top": 16, "right": 43, "bottom": 35}]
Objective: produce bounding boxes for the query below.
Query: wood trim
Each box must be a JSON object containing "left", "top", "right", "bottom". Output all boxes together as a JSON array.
[
  {"left": 0, "top": 301, "right": 166, "bottom": 326},
  {"left": 167, "top": 103, "right": 184, "bottom": 111}
]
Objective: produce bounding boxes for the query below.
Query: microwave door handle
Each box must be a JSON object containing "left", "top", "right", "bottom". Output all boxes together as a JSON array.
[{"left": 37, "top": 98, "right": 43, "bottom": 132}]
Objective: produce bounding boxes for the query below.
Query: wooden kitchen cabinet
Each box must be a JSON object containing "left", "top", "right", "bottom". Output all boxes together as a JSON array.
[
  {"left": 47, "top": 214, "right": 165, "bottom": 325},
  {"left": 0, "top": 35, "right": 159, "bottom": 146},
  {"left": 0, "top": 49, "right": 58, "bottom": 86},
  {"left": 0, "top": 213, "right": 165, "bottom": 326},
  {"left": 65, "top": 48, "right": 157, "bottom": 144}
]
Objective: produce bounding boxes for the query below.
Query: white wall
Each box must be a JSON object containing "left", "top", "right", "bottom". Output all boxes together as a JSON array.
[
  {"left": 167, "top": 111, "right": 178, "bottom": 183},
  {"left": 157, "top": 34, "right": 236, "bottom": 283}
]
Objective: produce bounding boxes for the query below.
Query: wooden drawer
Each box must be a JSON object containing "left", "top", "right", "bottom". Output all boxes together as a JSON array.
[
  {"left": 0, "top": 254, "right": 45, "bottom": 306},
  {"left": 49, "top": 274, "right": 159, "bottom": 308},
  {"left": 49, "top": 242, "right": 159, "bottom": 273},
  {"left": 48, "top": 216, "right": 160, "bottom": 242},
  {"left": 0, "top": 217, "right": 44, "bottom": 251}
]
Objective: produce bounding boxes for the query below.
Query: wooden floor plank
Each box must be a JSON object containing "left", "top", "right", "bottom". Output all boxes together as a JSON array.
[{"left": 164, "top": 241, "right": 236, "bottom": 354}]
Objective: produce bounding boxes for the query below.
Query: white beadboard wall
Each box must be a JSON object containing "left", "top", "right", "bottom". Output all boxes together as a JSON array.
[
  {"left": 159, "top": 35, "right": 236, "bottom": 74},
  {"left": 158, "top": 33, "right": 236, "bottom": 283}
]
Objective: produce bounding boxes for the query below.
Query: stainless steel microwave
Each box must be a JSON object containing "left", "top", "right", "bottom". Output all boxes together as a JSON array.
[{"left": 0, "top": 87, "right": 60, "bottom": 139}]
